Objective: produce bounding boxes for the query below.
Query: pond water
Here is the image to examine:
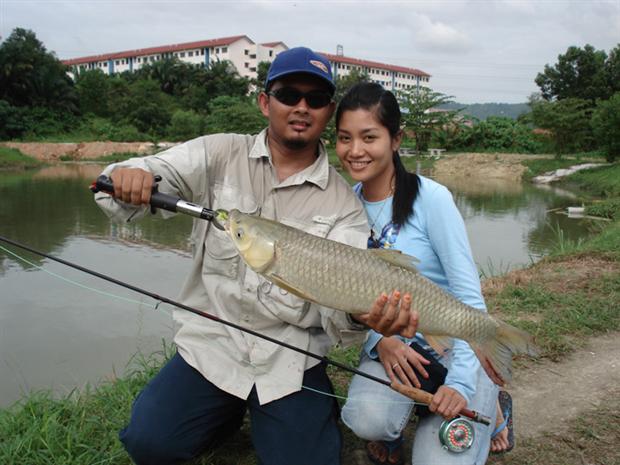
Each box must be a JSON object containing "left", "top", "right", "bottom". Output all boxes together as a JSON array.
[{"left": 0, "top": 163, "right": 594, "bottom": 407}]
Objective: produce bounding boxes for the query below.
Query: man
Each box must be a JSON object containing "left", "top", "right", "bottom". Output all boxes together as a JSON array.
[{"left": 95, "top": 47, "right": 416, "bottom": 465}]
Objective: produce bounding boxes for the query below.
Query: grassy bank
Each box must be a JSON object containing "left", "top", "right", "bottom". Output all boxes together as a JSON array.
[
  {"left": 1, "top": 160, "right": 618, "bottom": 465},
  {"left": 0, "top": 146, "right": 42, "bottom": 170}
]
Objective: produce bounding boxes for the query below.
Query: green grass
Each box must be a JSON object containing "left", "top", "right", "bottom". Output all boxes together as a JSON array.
[
  {"left": 567, "top": 163, "right": 620, "bottom": 197},
  {"left": 521, "top": 157, "right": 587, "bottom": 181},
  {"left": 488, "top": 269, "right": 619, "bottom": 360},
  {"left": 0, "top": 146, "right": 42, "bottom": 170},
  {"left": 0, "top": 348, "right": 169, "bottom": 465}
]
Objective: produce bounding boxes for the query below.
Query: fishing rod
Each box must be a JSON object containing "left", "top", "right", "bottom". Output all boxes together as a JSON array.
[{"left": 0, "top": 175, "right": 491, "bottom": 428}]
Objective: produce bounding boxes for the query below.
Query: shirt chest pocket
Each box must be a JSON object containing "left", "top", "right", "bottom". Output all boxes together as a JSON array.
[
  {"left": 203, "top": 183, "right": 258, "bottom": 279},
  {"left": 257, "top": 215, "right": 336, "bottom": 326}
]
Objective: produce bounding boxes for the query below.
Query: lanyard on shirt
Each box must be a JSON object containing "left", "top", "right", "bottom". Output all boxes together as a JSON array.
[{"left": 354, "top": 184, "right": 401, "bottom": 250}]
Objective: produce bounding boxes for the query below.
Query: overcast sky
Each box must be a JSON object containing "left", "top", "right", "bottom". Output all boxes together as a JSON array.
[{"left": 2, "top": 0, "right": 619, "bottom": 103}]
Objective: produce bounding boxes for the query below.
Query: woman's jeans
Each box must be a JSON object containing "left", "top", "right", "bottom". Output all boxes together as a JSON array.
[{"left": 342, "top": 351, "right": 498, "bottom": 465}]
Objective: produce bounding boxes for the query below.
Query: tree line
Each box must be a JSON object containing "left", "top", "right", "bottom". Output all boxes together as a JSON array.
[{"left": 0, "top": 28, "right": 618, "bottom": 161}]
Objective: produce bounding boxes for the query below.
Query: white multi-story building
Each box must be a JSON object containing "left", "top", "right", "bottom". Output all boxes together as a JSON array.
[
  {"left": 62, "top": 35, "right": 277, "bottom": 80},
  {"left": 321, "top": 52, "right": 430, "bottom": 93},
  {"left": 62, "top": 37, "right": 430, "bottom": 92}
]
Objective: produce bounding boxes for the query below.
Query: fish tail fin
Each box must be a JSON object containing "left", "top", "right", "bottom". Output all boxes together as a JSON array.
[{"left": 472, "top": 320, "right": 539, "bottom": 385}]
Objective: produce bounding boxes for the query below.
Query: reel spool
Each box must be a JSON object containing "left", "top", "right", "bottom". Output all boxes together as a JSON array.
[{"left": 438, "top": 417, "right": 475, "bottom": 453}]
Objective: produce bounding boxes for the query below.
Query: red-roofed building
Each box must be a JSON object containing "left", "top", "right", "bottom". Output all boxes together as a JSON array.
[
  {"left": 320, "top": 52, "right": 431, "bottom": 92},
  {"left": 62, "top": 37, "right": 431, "bottom": 92},
  {"left": 62, "top": 35, "right": 285, "bottom": 79}
]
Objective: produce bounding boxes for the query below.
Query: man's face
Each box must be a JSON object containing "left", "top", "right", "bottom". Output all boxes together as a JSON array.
[{"left": 259, "top": 74, "right": 335, "bottom": 151}]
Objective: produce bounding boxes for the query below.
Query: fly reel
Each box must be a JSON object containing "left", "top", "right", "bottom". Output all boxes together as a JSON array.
[{"left": 438, "top": 417, "right": 475, "bottom": 453}]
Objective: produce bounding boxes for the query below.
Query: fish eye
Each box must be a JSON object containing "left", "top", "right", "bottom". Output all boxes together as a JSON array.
[{"left": 235, "top": 228, "right": 244, "bottom": 239}]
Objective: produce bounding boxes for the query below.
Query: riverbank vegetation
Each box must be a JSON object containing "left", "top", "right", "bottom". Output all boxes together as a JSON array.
[{"left": 0, "top": 146, "right": 42, "bottom": 170}]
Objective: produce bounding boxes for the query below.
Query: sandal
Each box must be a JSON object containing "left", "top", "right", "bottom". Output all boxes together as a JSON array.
[
  {"left": 366, "top": 436, "right": 404, "bottom": 465},
  {"left": 491, "top": 390, "right": 514, "bottom": 453}
]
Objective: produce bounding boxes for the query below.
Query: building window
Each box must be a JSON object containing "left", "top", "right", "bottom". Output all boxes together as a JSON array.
[
  {"left": 180, "top": 52, "right": 185, "bottom": 57},
  {"left": 188, "top": 51, "right": 194, "bottom": 57},
  {"left": 201, "top": 49, "right": 205, "bottom": 55},
  {"left": 269, "top": 50, "right": 273, "bottom": 57},
  {"left": 245, "top": 62, "right": 249, "bottom": 68},
  {"left": 244, "top": 49, "right": 249, "bottom": 55},
  {"left": 216, "top": 48, "right": 220, "bottom": 53},
  {"left": 222, "top": 47, "right": 227, "bottom": 53}
]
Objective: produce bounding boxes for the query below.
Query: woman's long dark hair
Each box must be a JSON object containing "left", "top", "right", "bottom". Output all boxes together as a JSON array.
[{"left": 336, "top": 82, "right": 420, "bottom": 227}]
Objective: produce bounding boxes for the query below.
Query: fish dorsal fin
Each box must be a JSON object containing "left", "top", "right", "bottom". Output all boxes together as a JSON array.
[
  {"left": 370, "top": 249, "right": 420, "bottom": 272},
  {"left": 270, "top": 273, "right": 319, "bottom": 304}
]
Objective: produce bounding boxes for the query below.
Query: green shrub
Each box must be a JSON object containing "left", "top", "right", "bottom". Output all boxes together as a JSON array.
[
  {"left": 591, "top": 92, "right": 620, "bottom": 162},
  {"left": 586, "top": 199, "right": 620, "bottom": 219},
  {"left": 168, "top": 109, "right": 206, "bottom": 141}
]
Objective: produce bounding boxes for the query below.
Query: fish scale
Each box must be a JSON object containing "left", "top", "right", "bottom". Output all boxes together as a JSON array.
[{"left": 227, "top": 209, "right": 538, "bottom": 383}]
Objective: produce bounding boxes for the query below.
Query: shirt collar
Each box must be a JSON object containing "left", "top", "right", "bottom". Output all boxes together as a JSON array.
[{"left": 249, "top": 128, "right": 330, "bottom": 190}]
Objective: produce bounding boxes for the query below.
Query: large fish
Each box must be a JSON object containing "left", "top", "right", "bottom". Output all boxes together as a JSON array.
[{"left": 225, "top": 209, "right": 538, "bottom": 384}]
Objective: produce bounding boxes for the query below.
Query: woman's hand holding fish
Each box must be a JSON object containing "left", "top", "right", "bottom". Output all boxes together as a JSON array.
[
  {"left": 354, "top": 291, "right": 418, "bottom": 338},
  {"left": 429, "top": 386, "right": 467, "bottom": 420},
  {"left": 377, "top": 336, "right": 430, "bottom": 389}
]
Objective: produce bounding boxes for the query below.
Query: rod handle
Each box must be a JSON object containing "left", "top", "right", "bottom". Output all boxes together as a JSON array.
[
  {"left": 91, "top": 175, "right": 180, "bottom": 214},
  {"left": 390, "top": 382, "right": 491, "bottom": 425}
]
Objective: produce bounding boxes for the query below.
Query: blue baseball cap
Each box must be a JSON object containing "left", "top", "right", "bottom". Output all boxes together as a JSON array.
[{"left": 265, "top": 47, "right": 335, "bottom": 94}]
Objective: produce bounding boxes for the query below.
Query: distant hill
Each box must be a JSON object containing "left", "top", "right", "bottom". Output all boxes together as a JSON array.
[{"left": 438, "top": 102, "right": 530, "bottom": 121}]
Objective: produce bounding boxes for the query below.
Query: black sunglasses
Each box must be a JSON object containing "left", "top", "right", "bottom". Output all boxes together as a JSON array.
[{"left": 267, "top": 87, "right": 333, "bottom": 109}]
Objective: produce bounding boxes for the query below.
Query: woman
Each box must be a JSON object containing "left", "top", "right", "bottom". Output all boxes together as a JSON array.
[{"left": 335, "top": 82, "right": 511, "bottom": 465}]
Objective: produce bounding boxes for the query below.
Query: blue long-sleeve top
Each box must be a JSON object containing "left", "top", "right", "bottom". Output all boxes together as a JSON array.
[{"left": 358, "top": 175, "right": 485, "bottom": 403}]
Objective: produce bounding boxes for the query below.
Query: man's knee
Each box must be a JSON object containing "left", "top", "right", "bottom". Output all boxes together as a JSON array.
[{"left": 120, "top": 424, "right": 191, "bottom": 465}]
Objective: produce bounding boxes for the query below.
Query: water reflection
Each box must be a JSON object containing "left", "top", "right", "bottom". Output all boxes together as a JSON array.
[
  {"left": 434, "top": 174, "right": 591, "bottom": 273},
  {"left": 0, "top": 164, "right": 594, "bottom": 407}
]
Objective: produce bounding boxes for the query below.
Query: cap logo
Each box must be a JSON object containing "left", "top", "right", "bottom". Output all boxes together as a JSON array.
[{"left": 310, "top": 60, "right": 328, "bottom": 74}]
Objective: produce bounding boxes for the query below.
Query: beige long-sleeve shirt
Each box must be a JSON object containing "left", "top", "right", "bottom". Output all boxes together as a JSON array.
[{"left": 95, "top": 129, "right": 369, "bottom": 404}]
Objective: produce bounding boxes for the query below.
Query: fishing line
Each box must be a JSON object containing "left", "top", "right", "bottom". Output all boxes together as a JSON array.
[
  {"left": 239, "top": 358, "right": 422, "bottom": 406},
  {"left": 0, "top": 235, "right": 491, "bottom": 425},
  {"left": 1, "top": 241, "right": 423, "bottom": 405},
  {"left": 0, "top": 235, "right": 394, "bottom": 391},
  {"left": 0, "top": 244, "right": 168, "bottom": 313}
]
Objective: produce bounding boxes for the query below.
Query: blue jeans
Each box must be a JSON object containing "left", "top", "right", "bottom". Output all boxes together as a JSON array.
[
  {"left": 341, "top": 352, "right": 498, "bottom": 465},
  {"left": 120, "top": 352, "right": 342, "bottom": 465}
]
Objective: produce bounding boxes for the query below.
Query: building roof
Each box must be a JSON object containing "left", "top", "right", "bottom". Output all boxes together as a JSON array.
[
  {"left": 319, "top": 52, "right": 430, "bottom": 78},
  {"left": 62, "top": 35, "right": 251, "bottom": 65},
  {"left": 260, "top": 41, "right": 287, "bottom": 48}
]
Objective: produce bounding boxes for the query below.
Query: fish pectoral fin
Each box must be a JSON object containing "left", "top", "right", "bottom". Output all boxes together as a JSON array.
[
  {"left": 424, "top": 334, "right": 453, "bottom": 356},
  {"left": 270, "top": 273, "right": 319, "bottom": 304},
  {"left": 370, "top": 249, "right": 420, "bottom": 272}
]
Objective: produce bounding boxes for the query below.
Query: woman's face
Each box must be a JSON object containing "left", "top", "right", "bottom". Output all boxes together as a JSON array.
[{"left": 336, "top": 108, "right": 401, "bottom": 190}]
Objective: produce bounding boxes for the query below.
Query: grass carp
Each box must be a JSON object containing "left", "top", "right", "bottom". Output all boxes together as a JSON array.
[{"left": 225, "top": 209, "right": 538, "bottom": 384}]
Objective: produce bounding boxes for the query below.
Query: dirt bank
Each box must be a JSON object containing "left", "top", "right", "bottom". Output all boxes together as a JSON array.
[
  {"left": 432, "top": 152, "right": 547, "bottom": 181},
  {"left": 0, "top": 141, "right": 176, "bottom": 162}
]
